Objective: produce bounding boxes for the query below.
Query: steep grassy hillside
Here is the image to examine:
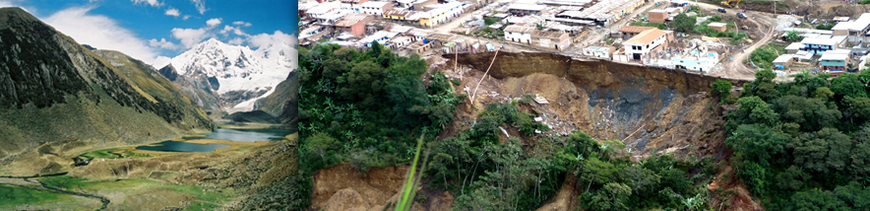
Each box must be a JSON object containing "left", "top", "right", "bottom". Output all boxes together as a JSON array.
[
  {"left": 0, "top": 7, "right": 212, "bottom": 175},
  {"left": 253, "top": 71, "right": 298, "bottom": 128},
  {"left": 158, "top": 64, "right": 222, "bottom": 112}
]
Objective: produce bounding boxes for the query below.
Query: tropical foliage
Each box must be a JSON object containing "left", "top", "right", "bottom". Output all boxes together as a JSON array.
[{"left": 725, "top": 69, "right": 870, "bottom": 210}]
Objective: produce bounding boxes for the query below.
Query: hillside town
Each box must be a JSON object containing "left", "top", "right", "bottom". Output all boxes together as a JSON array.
[{"left": 298, "top": 0, "right": 870, "bottom": 80}]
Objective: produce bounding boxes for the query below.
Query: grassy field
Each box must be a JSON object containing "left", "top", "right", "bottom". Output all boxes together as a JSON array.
[
  {"left": 0, "top": 184, "right": 100, "bottom": 210},
  {"left": 38, "top": 176, "right": 229, "bottom": 210},
  {"left": 78, "top": 147, "right": 155, "bottom": 159}
]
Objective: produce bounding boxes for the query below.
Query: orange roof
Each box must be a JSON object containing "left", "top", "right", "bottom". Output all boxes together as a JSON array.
[
  {"left": 624, "top": 28, "right": 666, "bottom": 45},
  {"left": 618, "top": 26, "right": 656, "bottom": 33}
]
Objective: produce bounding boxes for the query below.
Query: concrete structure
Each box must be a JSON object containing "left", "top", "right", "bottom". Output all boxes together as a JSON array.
[
  {"left": 397, "top": 0, "right": 438, "bottom": 10},
  {"left": 673, "top": 52, "right": 719, "bottom": 72},
  {"left": 306, "top": 5, "right": 339, "bottom": 19},
  {"left": 504, "top": 25, "right": 535, "bottom": 44},
  {"left": 648, "top": 9, "right": 667, "bottom": 24},
  {"left": 831, "top": 13, "right": 870, "bottom": 43},
  {"left": 359, "top": 1, "right": 392, "bottom": 15},
  {"left": 624, "top": 28, "right": 668, "bottom": 61},
  {"left": 799, "top": 36, "right": 846, "bottom": 54},
  {"left": 415, "top": 2, "right": 463, "bottom": 27},
  {"left": 708, "top": 22, "right": 727, "bottom": 32},
  {"left": 565, "top": 0, "right": 644, "bottom": 26},
  {"left": 785, "top": 42, "right": 803, "bottom": 54},
  {"left": 507, "top": 4, "right": 547, "bottom": 16},
  {"left": 315, "top": 9, "right": 350, "bottom": 24},
  {"left": 618, "top": 26, "right": 656, "bottom": 40},
  {"left": 773, "top": 54, "right": 794, "bottom": 69},
  {"left": 340, "top": 0, "right": 368, "bottom": 13},
  {"left": 820, "top": 49, "right": 851, "bottom": 75},
  {"left": 583, "top": 46, "right": 612, "bottom": 58},
  {"left": 359, "top": 31, "right": 400, "bottom": 47},
  {"left": 794, "top": 50, "right": 814, "bottom": 62},
  {"left": 334, "top": 13, "right": 368, "bottom": 36},
  {"left": 384, "top": 10, "right": 417, "bottom": 21},
  {"left": 532, "top": 30, "right": 571, "bottom": 50}
]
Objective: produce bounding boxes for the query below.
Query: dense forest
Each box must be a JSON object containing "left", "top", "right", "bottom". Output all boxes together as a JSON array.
[
  {"left": 297, "top": 43, "right": 729, "bottom": 210},
  {"left": 724, "top": 69, "right": 870, "bottom": 210}
]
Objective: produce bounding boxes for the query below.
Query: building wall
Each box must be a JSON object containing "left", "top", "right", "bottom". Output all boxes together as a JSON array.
[
  {"left": 350, "top": 21, "right": 366, "bottom": 36},
  {"left": 711, "top": 26, "right": 726, "bottom": 32},
  {"left": 505, "top": 32, "right": 531, "bottom": 44},
  {"left": 649, "top": 12, "right": 667, "bottom": 24},
  {"left": 625, "top": 33, "right": 667, "bottom": 60},
  {"left": 361, "top": 3, "right": 392, "bottom": 15},
  {"left": 820, "top": 59, "right": 847, "bottom": 68}
]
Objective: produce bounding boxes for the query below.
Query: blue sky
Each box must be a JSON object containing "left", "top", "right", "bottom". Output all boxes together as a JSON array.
[{"left": 0, "top": 0, "right": 298, "bottom": 67}]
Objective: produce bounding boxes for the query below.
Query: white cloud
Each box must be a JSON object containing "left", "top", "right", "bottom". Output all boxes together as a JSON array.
[
  {"left": 227, "top": 37, "right": 244, "bottom": 45},
  {"left": 131, "top": 0, "right": 162, "bottom": 7},
  {"left": 182, "top": 15, "right": 190, "bottom": 20},
  {"left": 220, "top": 25, "right": 247, "bottom": 36},
  {"left": 206, "top": 18, "right": 221, "bottom": 26},
  {"left": 148, "top": 38, "right": 178, "bottom": 50},
  {"left": 44, "top": 6, "right": 164, "bottom": 66},
  {"left": 153, "top": 56, "right": 172, "bottom": 69},
  {"left": 232, "top": 21, "right": 252, "bottom": 27},
  {"left": 190, "top": 0, "right": 206, "bottom": 14},
  {"left": 249, "top": 30, "right": 296, "bottom": 49},
  {"left": 164, "top": 8, "right": 180, "bottom": 17},
  {"left": 171, "top": 27, "right": 209, "bottom": 48}
]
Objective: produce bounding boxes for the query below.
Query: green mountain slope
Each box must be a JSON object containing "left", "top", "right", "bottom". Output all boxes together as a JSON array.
[
  {"left": 253, "top": 71, "right": 297, "bottom": 127},
  {"left": 0, "top": 7, "right": 212, "bottom": 174}
]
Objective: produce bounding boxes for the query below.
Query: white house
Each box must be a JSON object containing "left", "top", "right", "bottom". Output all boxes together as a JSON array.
[
  {"left": 624, "top": 28, "right": 668, "bottom": 61},
  {"left": 306, "top": 5, "right": 338, "bottom": 19},
  {"left": 359, "top": 31, "right": 400, "bottom": 47},
  {"left": 504, "top": 25, "right": 534, "bottom": 44},
  {"left": 360, "top": 1, "right": 392, "bottom": 15}
]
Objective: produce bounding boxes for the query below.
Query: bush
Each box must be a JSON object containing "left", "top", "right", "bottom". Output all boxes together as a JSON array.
[
  {"left": 749, "top": 44, "right": 785, "bottom": 68},
  {"left": 816, "top": 22, "right": 835, "bottom": 30}
]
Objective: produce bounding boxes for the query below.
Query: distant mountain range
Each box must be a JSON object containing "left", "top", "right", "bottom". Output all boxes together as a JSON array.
[{"left": 160, "top": 37, "right": 296, "bottom": 114}]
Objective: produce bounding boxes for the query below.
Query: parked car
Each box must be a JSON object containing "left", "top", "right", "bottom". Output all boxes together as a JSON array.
[
  {"left": 718, "top": 8, "right": 726, "bottom": 13},
  {"left": 737, "top": 12, "right": 748, "bottom": 19}
]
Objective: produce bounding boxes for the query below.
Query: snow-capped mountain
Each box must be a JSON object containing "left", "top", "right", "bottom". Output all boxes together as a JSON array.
[{"left": 163, "top": 38, "right": 294, "bottom": 113}]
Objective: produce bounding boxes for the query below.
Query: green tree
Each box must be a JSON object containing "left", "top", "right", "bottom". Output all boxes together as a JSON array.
[
  {"left": 587, "top": 183, "right": 632, "bottom": 211},
  {"left": 305, "top": 133, "right": 340, "bottom": 167},
  {"left": 726, "top": 124, "right": 790, "bottom": 167},
  {"left": 711, "top": 79, "right": 733, "bottom": 103},
  {"left": 790, "top": 128, "right": 852, "bottom": 173},
  {"left": 618, "top": 166, "right": 660, "bottom": 195},
  {"left": 578, "top": 157, "right": 618, "bottom": 190},
  {"left": 831, "top": 73, "right": 867, "bottom": 98},
  {"left": 786, "top": 188, "right": 848, "bottom": 210},
  {"left": 785, "top": 30, "right": 803, "bottom": 42},
  {"left": 672, "top": 13, "right": 696, "bottom": 32}
]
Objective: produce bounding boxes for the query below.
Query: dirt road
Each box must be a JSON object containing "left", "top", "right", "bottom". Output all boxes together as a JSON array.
[
  {"left": 434, "top": 11, "right": 476, "bottom": 33},
  {"left": 694, "top": 2, "right": 777, "bottom": 80}
]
